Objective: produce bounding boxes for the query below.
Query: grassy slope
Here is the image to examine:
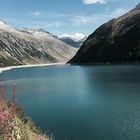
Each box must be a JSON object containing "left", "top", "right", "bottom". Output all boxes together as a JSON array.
[{"left": 0, "top": 101, "right": 51, "bottom": 140}]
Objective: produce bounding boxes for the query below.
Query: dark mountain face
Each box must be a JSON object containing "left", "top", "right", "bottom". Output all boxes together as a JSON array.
[
  {"left": 60, "top": 37, "right": 86, "bottom": 48},
  {"left": 69, "top": 3, "right": 140, "bottom": 64}
]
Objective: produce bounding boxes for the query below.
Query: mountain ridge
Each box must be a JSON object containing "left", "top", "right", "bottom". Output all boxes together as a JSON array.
[
  {"left": 0, "top": 21, "right": 77, "bottom": 67},
  {"left": 60, "top": 36, "right": 87, "bottom": 48},
  {"left": 69, "top": 3, "right": 140, "bottom": 64}
]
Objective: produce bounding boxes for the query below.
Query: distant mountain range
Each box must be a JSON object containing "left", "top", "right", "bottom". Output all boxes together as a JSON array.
[
  {"left": 60, "top": 36, "right": 87, "bottom": 48},
  {"left": 69, "top": 3, "right": 140, "bottom": 64},
  {"left": 0, "top": 21, "right": 77, "bottom": 67}
]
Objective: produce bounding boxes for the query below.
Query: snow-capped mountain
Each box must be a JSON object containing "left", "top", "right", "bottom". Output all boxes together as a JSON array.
[{"left": 0, "top": 21, "right": 77, "bottom": 67}]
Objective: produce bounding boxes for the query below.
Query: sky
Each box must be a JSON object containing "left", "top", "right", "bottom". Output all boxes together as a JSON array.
[{"left": 0, "top": 0, "right": 139, "bottom": 39}]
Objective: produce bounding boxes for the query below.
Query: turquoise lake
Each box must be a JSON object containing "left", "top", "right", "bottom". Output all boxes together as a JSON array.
[{"left": 1, "top": 65, "right": 140, "bottom": 140}]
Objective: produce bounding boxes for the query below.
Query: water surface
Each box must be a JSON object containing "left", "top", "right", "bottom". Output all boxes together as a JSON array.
[{"left": 0, "top": 65, "right": 140, "bottom": 140}]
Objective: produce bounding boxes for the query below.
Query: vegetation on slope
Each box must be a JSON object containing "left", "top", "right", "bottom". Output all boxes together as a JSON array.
[
  {"left": 0, "top": 101, "right": 53, "bottom": 140},
  {"left": 69, "top": 3, "right": 140, "bottom": 64}
]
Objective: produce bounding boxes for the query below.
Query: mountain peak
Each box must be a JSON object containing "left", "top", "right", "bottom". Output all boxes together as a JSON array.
[
  {"left": 69, "top": 3, "right": 140, "bottom": 64},
  {"left": 36, "top": 28, "right": 49, "bottom": 33},
  {"left": 60, "top": 36, "right": 87, "bottom": 48},
  {"left": 0, "top": 20, "right": 7, "bottom": 25},
  {"left": 0, "top": 20, "right": 77, "bottom": 67},
  {"left": 134, "top": 3, "right": 140, "bottom": 10},
  {"left": 60, "top": 33, "right": 86, "bottom": 42}
]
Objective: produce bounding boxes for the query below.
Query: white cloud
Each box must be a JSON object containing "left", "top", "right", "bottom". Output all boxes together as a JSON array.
[
  {"left": 33, "top": 21, "right": 66, "bottom": 28},
  {"left": 111, "top": 8, "right": 127, "bottom": 17},
  {"left": 31, "top": 11, "right": 42, "bottom": 16},
  {"left": 72, "top": 15, "right": 96, "bottom": 25},
  {"left": 72, "top": 8, "right": 128, "bottom": 25},
  {"left": 60, "top": 33, "right": 86, "bottom": 41},
  {"left": 46, "top": 22, "right": 66, "bottom": 28},
  {"left": 82, "top": 0, "right": 107, "bottom": 5}
]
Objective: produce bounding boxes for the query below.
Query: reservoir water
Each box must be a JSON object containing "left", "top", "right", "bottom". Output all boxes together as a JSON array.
[{"left": 0, "top": 65, "right": 140, "bottom": 140}]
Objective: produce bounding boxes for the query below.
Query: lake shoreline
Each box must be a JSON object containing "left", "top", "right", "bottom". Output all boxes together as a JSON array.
[{"left": 0, "top": 63, "right": 66, "bottom": 73}]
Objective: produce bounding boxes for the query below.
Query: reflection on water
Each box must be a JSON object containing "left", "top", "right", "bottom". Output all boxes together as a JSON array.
[{"left": 1, "top": 65, "right": 140, "bottom": 140}]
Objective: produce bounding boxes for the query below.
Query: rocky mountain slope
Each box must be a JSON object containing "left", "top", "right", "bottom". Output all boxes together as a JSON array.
[
  {"left": 60, "top": 37, "right": 86, "bottom": 48},
  {"left": 69, "top": 3, "right": 140, "bottom": 64},
  {"left": 0, "top": 21, "right": 77, "bottom": 67}
]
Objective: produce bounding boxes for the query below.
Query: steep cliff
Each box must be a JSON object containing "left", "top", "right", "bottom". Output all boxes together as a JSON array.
[{"left": 69, "top": 4, "right": 140, "bottom": 64}]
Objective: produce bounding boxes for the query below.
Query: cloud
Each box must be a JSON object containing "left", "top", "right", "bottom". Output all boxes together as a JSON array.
[
  {"left": 82, "top": 0, "right": 107, "bottom": 5},
  {"left": 71, "top": 8, "right": 128, "bottom": 25},
  {"left": 60, "top": 33, "right": 86, "bottom": 41},
  {"left": 111, "top": 8, "right": 127, "bottom": 17},
  {"left": 72, "top": 15, "right": 96, "bottom": 25},
  {"left": 33, "top": 21, "right": 66, "bottom": 28},
  {"left": 46, "top": 22, "right": 66, "bottom": 28},
  {"left": 31, "top": 11, "right": 42, "bottom": 16}
]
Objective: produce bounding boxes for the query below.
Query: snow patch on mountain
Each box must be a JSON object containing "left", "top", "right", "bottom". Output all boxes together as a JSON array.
[
  {"left": 0, "top": 20, "right": 77, "bottom": 67},
  {"left": 60, "top": 33, "right": 86, "bottom": 41}
]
